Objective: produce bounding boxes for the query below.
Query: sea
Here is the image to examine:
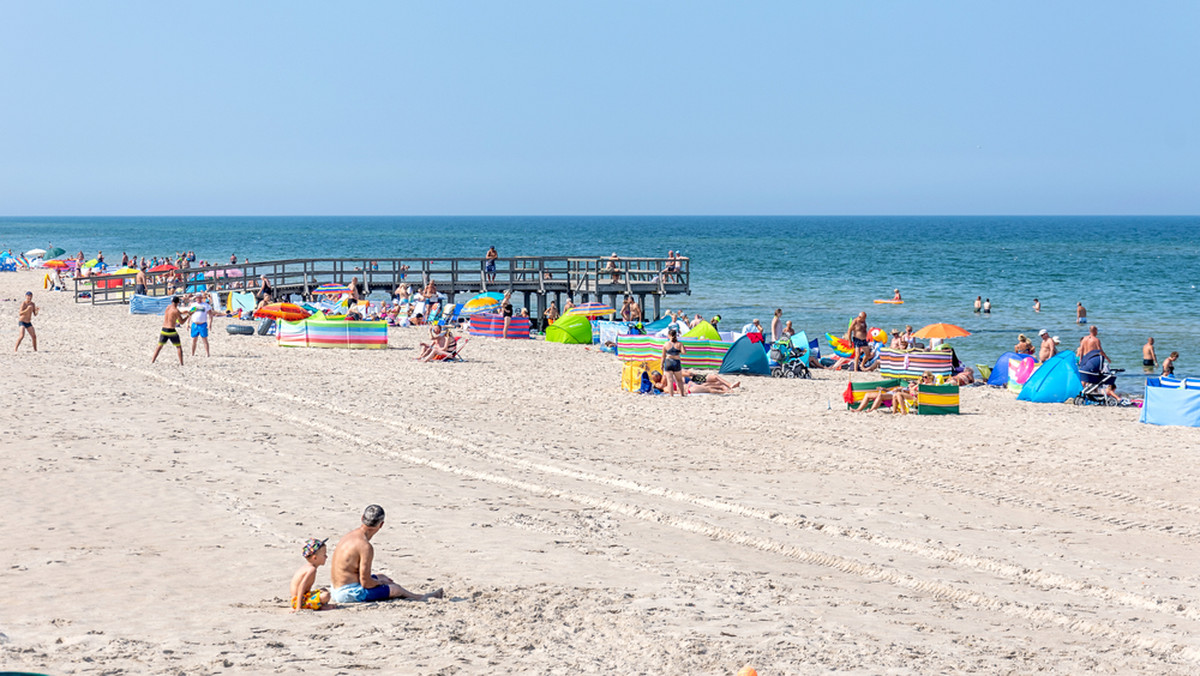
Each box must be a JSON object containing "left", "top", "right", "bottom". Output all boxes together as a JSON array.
[{"left": 2, "top": 215, "right": 1197, "bottom": 384}]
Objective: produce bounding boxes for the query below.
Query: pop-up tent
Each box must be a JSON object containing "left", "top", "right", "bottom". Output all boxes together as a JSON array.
[
  {"left": 1017, "top": 351, "right": 1081, "bottom": 403},
  {"left": 987, "top": 351, "right": 1035, "bottom": 387},
  {"left": 1141, "top": 377, "right": 1200, "bottom": 426},
  {"left": 545, "top": 313, "right": 592, "bottom": 344},
  {"left": 684, "top": 320, "right": 720, "bottom": 340},
  {"left": 643, "top": 316, "right": 672, "bottom": 332},
  {"left": 719, "top": 334, "right": 771, "bottom": 375}
]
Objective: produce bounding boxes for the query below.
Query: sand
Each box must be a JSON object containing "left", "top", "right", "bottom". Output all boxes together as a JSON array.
[{"left": 2, "top": 269, "right": 1199, "bottom": 675}]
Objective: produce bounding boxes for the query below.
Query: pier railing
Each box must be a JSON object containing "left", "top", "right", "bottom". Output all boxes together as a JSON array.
[{"left": 72, "top": 255, "right": 690, "bottom": 314}]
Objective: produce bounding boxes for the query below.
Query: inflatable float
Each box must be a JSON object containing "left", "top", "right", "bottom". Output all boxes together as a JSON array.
[
  {"left": 825, "top": 327, "right": 888, "bottom": 357},
  {"left": 874, "top": 299, "right": 903, "bottom": 304},
  {"left": 226, "top": 324, "right": 255, "bottom": 335}
]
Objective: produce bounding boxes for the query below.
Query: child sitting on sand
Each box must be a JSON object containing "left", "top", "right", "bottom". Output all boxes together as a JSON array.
[{"left": 290, "top": 538, "right": 332, "bottom": 613}]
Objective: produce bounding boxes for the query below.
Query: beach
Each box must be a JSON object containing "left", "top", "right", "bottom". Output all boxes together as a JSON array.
[{"left": 3, "top": 269, "right": 1200, "bottom": 674}]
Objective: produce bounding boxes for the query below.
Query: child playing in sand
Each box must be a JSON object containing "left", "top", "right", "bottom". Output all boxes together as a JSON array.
[{"left": 290, "top": 538, "right": 332, "bottom": 613}]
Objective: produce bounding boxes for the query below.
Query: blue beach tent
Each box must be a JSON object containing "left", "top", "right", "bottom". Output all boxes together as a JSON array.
[
  {"left": 719, "top": 335, "right": 772, "bottom": 376},
  {"left": 1017, "top": 352, "right": 1082, "bottom": 403},
  {"left": 987, "top": 351, "right": 1035, "bottom": 387},
  {"left": 643, "top": 316, "right": 672, "bottom": 332}
]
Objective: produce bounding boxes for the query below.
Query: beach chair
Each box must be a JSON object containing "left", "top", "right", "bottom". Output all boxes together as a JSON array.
[
  {"left": 436, "top": 303, "right": 464, "bottom": 327},
  {"left": 843, "top": 378, "right": 903, "bottom": 409},
  {"left": 916, "top": 383, "right": 960, "bottom": 415},
  {"left": 431, "top": 335, "right": 468, "bottom": 362}
]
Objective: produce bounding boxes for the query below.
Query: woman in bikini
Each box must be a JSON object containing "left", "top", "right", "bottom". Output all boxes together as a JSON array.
[{"left": 660, "top": 329, "right": 687, "bottom": 396}]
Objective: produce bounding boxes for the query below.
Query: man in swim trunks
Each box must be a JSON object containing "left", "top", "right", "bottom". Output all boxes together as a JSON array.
[
  {"left": 484, "top": 246, "right": 498, "bottom": 282},
  {"left": 135, "top": 266, "right": 148, "bottom": 295},
  {"left": 1143, "top": 337, "right": 1157, "bottom": 369},
  {"left": 152, "top": 296, "right": 190, "bottom": 365},
  {"left": 849, "top": 312, "right": 870, "bottom": 371},
  {"left": 15, "top": 291, "right": 38, "bottom": 352},
  {"left": 1076, "top": 302, "right": 1087, "bottom": 324},
  {"left": 329, "top": 505, "right": 443, "bottom": 604},
  {"left": 973, "top": 296, "right": 982, "bottom": 313}
]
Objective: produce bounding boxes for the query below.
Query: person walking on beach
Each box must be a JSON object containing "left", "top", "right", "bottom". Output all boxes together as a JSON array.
[
  {"left": 329, "top": 504, "right": 443, "bottom": 604},
  {"left": 973, "top": 296, "right": 982, "bottom": 313},
  {"left": 1143, "top": 337, "right": 1158, "bottom": 370},
  {"left": 484, "top": 246, "right": 498, "bottom": 283},
  {"left": 543, "top": 301, "right": 559, "bottom": 332},
  {"left": 771, "top": 309, "right": 783, "bottom": 342},
  {"left": 15, "top": 291, "right": 38, "bottom": 352},
  {"left": 1076, "top": 302, "right": 1087, "bottom": 324},
  {"left": 189, "top": 295, "right": 213, "bottom": 357}
]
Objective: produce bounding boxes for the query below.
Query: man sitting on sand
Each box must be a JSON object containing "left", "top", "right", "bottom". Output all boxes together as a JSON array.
[{"left": 329, "top": 505, "right": 444, "bottom": 604}]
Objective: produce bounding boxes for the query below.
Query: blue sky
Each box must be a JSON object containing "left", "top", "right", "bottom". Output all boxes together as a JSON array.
[{"left": 1, "top": 2, "right": 1196, "bottom": 215}]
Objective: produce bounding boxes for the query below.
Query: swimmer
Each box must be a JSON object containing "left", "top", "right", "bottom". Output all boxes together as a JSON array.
[{"left": 1076, "top": 302, "right": 1087, "bottom": 324}]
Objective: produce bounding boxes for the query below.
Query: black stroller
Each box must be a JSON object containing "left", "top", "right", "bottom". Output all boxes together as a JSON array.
[{"left": 1074, "top": 350, "right": 1124, "bottom": 406}]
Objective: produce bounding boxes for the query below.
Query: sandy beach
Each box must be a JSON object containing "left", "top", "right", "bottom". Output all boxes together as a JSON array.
[{"left": 2, "top": 270, "right": 1199, "bottom": 675}]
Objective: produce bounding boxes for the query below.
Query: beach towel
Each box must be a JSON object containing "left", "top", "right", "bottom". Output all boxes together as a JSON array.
[{"left": 129, "top": 294, "right": 176, "bottom": 315}]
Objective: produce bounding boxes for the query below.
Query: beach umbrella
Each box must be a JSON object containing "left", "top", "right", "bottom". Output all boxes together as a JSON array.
[
  {"left": 111, "top": 266, "right": 139, "bottom": 275},
  {"left": 461, "top": 296, "right": 500, "bottom": 315},
  {"left": 913, "top": 323, "right": 971, "bottom": 339},
  {"left": 217, "top": 268, "right": 243, "bottom": 278},
  {"left": 149, "top": 263, "right": 177, "bottom": 273},
  {"left": 83, "top": 258, "right": 99, "bottom": 268},
  {"left": 313, "top": 283, "right": 353, "bottom": 295},
  {"left": 45, "top": 247, "right": 66, "bottom": 259},
  {"left": 43, "top": 259, "right": 70, "bottom": 270},
  {"left": 254, "top": 303, "right": 311, "bottom": 322},
  {"left": 25, "top": 248, "right": 47, "bottom": 258},
  {"left": 566, "top": 302, "right": 616, "bottom": 318}
]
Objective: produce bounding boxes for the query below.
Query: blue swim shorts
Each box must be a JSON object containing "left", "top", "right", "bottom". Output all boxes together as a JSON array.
[
  {"left": 331, "top": 579, "right": 391, "bottom": 603},
  {"left": 191, "top": 323, "right": 209, "bottom": 338}
]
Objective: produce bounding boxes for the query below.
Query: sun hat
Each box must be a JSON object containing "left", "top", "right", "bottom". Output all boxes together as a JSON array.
[
  {"left": 302, "top": 538, "right": 327, "bottom": 558},
  {"left": 1052, "top": 336, "right": 1061, "bottom": 344}
]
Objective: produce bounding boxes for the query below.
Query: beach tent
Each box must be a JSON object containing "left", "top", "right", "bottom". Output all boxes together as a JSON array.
[
  {"left": 616, "top": 335, "right": 733, "bottom": 369},
  {"left": 621, "top": 359, "right": 663, "bottom": 393},
  {"left": 227, "top": 291, "right": 257, "bottom": 315},
  {"left": 719, "top": 335, "right": 772, "bottom": 376},
  {"left": 684, "top": 320, "right": 720, "bottom": 340},
  {"left": 1017, "top": 352, "right": 1082, "bottom": 403},
  {"left": 643, "top": 316, "right": 672, "bottom": 332},
  {"left": 468, "top": 312, "right": 531, "bottom": 339},
  {"left": 596, "top": 320, "right": 633, "bottom": 352},
  {"left": 1140, "top": 377, "right": 1200, "bottom": 427},
  {"left": 987, "top": 352, "right": 1034, "bottom": 387},
  {"left": 545, "top": 313, "right": 592, "bottom": 344}
]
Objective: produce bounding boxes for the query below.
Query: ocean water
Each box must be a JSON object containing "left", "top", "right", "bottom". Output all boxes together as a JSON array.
[{"left": 2, "top": 215, "right": 1197, "bottom": 383}]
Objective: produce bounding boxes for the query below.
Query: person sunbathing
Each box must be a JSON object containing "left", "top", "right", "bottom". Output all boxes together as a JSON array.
[
  {"left": 853, "top": 371, "right": 934, "bottom": 413},
  {"left": 683, "top": 370, "right": 740, "bottom": 394},
  {"left": 415, "top": 325, "right": 447, "bottom": 360},
  {"left": 944, "top": 367, "right": 975, "bottom": 386},
  {"left": 419, "top": 328, "right": 458, "bottom": 362}
]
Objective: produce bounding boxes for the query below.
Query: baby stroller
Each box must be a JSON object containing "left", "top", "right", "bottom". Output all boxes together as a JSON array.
[
  {"left": 770, "top": 336, "right": 812, "bottom": 379},
  {"left": 1074, "top": 350, "right": 1124, "bottom": 405}
]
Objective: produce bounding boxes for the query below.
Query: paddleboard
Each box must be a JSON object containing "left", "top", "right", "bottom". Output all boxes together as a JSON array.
[{"left": 874, "top": 299, "right": 903, "bottom": 304}]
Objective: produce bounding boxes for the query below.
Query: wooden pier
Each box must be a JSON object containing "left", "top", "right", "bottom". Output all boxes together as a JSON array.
[{"left": 74, "top": 255, "right": 691, "bottom": 318}]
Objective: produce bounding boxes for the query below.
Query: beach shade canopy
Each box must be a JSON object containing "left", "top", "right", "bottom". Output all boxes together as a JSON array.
[
  {"left": 83, "top": 258, "right": 100, "bottom": 268},
  {"left": 312, "top": 283, "right": 353, "bottom": 295},
  {"left": 1017, "top": 351, "right": 1082, "bottom": 403},
  {"left": 148, "top": 263, "right": 177, "bottom": 273},
  {"left": 719, "top": 335, "right": 772, "bottom": 375},
  {"left": 913, "top": 323, "right": 971, "bottom": 339},
  {"left": 44, "top": 247, "right": 66, "bottom": 259},
  {"left": 24, "top": 248, "right": 47, "bottom": 258},
  {"left": 545, "top": 313, "right": 593, "bottom": 344},
  {"left": 43, "top": 259, "right": 70, "bottom": 269},
  {"left": 254, "top": 302, "right": 311, "bottom": 322},
  {"left": 566, "top": 302, "right": 616, "bottom": 318},
  {"left": 111, "top": 266, "right": 139, "bottom": 275}
]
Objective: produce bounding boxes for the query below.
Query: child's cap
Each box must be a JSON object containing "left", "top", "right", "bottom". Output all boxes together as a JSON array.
[{"left": 302, "top": 538, "right": 327, "bottom": 558}]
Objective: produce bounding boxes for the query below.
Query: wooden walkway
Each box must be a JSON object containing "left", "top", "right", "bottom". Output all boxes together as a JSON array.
[{"left": 74, "top": 255, "right": 691, "bottom": 318}]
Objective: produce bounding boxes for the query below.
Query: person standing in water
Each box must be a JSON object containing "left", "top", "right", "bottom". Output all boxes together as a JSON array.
[
  {"left": 1033, "top": 298, "right": 1041, "bottom": 313},
  {"left": 983, "top": 298, "right": 991, "bottom": 314},
  {"left": 1143, "top": 337, "right": 1157, "bottom": 370},
  {"left": 973, "top": 296, "right": 982, "bottom": 313},
  {"left": 1076, "top": 302, "right": 1087, "bottom": 324}
]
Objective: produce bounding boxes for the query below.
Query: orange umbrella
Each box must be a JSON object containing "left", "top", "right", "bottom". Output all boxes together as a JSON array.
[
  {"left": 254, "top": 303, "right": 311, "bottom": 322},
  {"left": 913, "top": 323, "right": 971, "bottom": 339},
  {"left": 43, "top": 260, "right": 70, "bottom": 269}
]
